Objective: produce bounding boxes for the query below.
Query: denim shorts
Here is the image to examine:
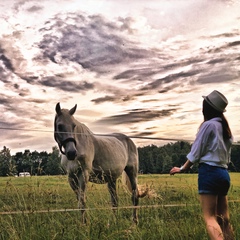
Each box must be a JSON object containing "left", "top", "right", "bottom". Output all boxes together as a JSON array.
[{"left": 198, "top": 163, "right": 230, "bottom": 196}]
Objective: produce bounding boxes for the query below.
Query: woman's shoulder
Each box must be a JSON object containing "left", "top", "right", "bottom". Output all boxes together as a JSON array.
[
  {"left": 203, "top": 117, "right": 221, "bottom": 126},
  {"left": 200, "top": 118, "right": 221, "bottom": 132}
]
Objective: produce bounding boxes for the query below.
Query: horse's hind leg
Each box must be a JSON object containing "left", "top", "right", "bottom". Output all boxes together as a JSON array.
[
  {"left": 107, "top": 180, "right": 118, "bottom": 216},
  {"left": 124, "top": 167, "right": 139, "bottom": 224}
]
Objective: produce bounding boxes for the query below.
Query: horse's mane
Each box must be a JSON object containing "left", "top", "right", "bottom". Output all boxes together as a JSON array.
[{"left": 75, "top": 120, "right": 93, "bottom": 137}]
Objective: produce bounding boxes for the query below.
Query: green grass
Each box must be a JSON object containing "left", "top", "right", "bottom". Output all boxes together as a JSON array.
[{"left": 0, "top": 173, "right": 240, "bottom": 239}]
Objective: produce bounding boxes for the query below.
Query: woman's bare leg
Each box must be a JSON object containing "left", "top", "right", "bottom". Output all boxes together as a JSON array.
[
  {"left": 217, "top": 196, "right": 234, "bottom": 240},
  {"left": 200, "top": 194, "right": 224, "bottom": 240}
]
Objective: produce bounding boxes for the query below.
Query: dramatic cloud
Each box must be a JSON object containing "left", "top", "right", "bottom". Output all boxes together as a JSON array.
[
  {"left": 38, "top": 13, "right": 154, "bottom": 74},
  {"left": 0, "top": 0, "right": 240, "bottom": 153},
  {"left": 40, "top": 77, "right": 95, "bottom": 92},
  {"left": 95, "top": 108, "right": 178, "bottom": 125}
]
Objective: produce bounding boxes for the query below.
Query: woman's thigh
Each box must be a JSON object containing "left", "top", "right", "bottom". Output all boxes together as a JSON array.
[
  {"left": 200, "top": 195, "right": 230, "bottom": 220},
  {"left": 200, "top": 194, "right": 218, "bottom": 218},
  {"left": 217, "top": 195, "right": 229, "bottom": 219}
]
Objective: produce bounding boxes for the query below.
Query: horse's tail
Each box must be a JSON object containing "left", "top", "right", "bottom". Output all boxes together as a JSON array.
[{"left": 122, "top": 171, "right": 149, "bottom": 198}]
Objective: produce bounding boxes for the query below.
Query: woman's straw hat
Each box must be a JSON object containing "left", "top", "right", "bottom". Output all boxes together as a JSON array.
[{"left": 202, "top": 90, "right": 228, "bottom": 112}]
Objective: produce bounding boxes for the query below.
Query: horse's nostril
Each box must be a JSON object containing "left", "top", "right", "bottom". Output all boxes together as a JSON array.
[{"left": 67, "top": 151, "right": 77, "bottom": 160}]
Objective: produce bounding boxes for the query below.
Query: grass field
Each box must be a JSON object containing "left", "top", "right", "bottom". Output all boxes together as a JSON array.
[{"left": 0, "top": 173, "right": 240, "bottom": 239}]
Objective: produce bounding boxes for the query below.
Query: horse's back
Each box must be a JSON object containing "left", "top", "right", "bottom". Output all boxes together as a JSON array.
[
  {"left": 91, "top": 133, "right": 137, "bottom": 177},
  {"left": 112, "top": 133, "right": 138, "bottom": 164},
  {"left": 94, "top": 133, "right": 137, "bottom": 159}
]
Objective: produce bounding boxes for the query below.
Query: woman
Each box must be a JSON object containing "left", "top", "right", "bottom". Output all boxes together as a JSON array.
[{"left": 170, "top": 90, "right": 234, "bottom": 240}]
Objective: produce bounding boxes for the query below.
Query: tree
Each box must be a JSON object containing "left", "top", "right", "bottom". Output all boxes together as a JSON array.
[
  {"left": 162, "top": 155, "right": 172, "bottom": 173},
  {"left": 14, "top": 151, "right": 24, "bottom": 174},
  {"left": 229, "top": 143, "right": 240, "bottom": 172},
  {"left": 0, "top": 146, "right": 16, "bottom": 176},
  {"left": 138, "top": 141, "right": 192, "bottom": 174},
  {"left": 14, "top": 150, "right": 33, "bottom": 174},
  {"left": 45, "top": 146, "right": 63, "bottom": 175},
  {"left": 37, "top": 151, "right": 49, "bottom": 175},
  {"left": 138, "top": 146, "right": 149, "bottom": 174}
]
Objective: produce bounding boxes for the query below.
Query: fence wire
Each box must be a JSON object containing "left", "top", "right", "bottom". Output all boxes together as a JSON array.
[
  {"left": 0, "top": 126, "right": 240, "bottom": 145},
  {"left": 1, "top": 200, "right": 240, "bottom": 216}
]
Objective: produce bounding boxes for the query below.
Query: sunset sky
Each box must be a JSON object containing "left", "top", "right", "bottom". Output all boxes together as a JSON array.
[{"left": 0, "top": 0, "right": 240, "bottom": 154}]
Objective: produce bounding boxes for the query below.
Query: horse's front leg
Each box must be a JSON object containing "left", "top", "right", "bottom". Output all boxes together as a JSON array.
[
  {"left": 77, "top": 171, "right": 89, "bottom": 224},
  {"left": 68, "top": 171, "right": 88, "bottom": 224}
]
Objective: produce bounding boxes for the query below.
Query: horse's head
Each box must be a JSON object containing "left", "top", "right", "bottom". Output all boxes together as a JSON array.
[{"left": 54, "top": 102, "right": 78, "bottom": 160}]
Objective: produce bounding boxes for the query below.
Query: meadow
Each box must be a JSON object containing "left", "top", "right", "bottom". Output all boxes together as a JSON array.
[{"left": 0, "top": 173, "right": 240, "bottom": 240}]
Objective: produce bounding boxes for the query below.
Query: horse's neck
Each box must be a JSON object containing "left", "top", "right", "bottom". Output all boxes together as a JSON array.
[{"left": 76, "top": 121, "right": 93, "bottom": 136}]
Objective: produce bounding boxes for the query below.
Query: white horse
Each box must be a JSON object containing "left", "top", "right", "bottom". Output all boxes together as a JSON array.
[{"left": 54, "top": 103, "right": 148, "bottom": 223}]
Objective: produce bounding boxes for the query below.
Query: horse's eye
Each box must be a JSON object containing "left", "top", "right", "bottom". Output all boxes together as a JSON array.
[{"left": 58, "top": 124, "right": 64, "bottom": 132}]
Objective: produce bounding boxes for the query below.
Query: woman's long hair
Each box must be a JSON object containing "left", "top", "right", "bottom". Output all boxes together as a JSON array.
[{"left": 202, "top": 99, "right": 232, "bottom": 140}]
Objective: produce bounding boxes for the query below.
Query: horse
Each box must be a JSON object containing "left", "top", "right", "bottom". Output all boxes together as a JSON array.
[{"left": 54, "top": 103, "right": 148, "bottom": 224}]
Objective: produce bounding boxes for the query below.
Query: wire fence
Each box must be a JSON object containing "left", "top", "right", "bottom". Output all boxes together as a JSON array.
[
  {"left": 1, "top": 200, "right": 240, "bottom": 216},
  {"left": 0, "top": 126, "right": 240, "bottom": 145}
]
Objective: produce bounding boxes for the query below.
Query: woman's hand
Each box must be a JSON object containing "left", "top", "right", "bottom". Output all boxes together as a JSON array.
[
  {"left": 170, "top": 167, "right": 181, "bottom": 175},
  {"left": 170, "top": 160, "right": 193, "bottom": 175}
]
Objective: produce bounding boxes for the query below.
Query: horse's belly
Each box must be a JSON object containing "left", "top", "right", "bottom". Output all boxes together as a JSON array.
[
  {"left": 92, "top": 156, "right": 126, "bottom": 175},
  {"left": 89, "top": 166, "right": 123, "bottom": 184},
  {"left": 89, "top": 171, "right": 108, "bottom": 184}
]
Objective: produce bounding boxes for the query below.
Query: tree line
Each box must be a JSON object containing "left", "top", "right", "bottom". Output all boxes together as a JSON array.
[
  {"left": 0, "top": 146, "right": 63, "bottom": 176},
  {"left": 138, "top": 141, "right": 240, "bottom": 173},
  {"left": 0, "top": 141, "right": 240, "bottom": 176}
]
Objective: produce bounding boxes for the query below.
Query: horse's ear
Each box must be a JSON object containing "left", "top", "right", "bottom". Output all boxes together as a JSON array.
[
  {"left": 56, "top": 102, "right": 61, "bottom": 115},
  {"left": 69, "top": 104, "right": 77, "bottom": 115}
]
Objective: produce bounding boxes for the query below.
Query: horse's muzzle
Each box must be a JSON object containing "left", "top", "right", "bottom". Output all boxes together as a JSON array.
[
  {"left": 66, "top": 150, "right": 77, "bottom": 160},
  {"left": 58, "top": 137, "right": 77, "bottom": 160}
]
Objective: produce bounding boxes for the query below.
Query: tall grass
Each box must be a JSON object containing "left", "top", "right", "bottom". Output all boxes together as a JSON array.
[{"left": 0, "top": 173, "right": 239, "bottom": 239}]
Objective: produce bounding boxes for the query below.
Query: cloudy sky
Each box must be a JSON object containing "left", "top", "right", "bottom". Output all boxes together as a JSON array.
[{"left": 0, "top": 0, "right": 240, "bottom": 154}]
